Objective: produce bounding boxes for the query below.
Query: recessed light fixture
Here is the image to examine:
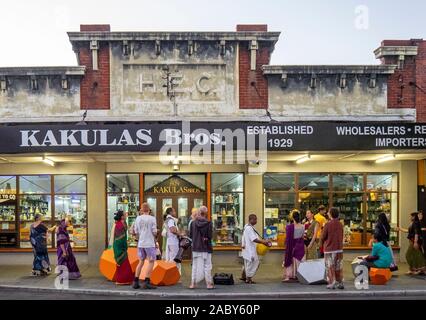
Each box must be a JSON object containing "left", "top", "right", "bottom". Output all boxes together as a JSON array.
[
  {"left": 42, "top": 156, "right": 55, "bottom": 167},
  {"left": 296, "top": 155, "right": 311, "bottom": 164},
  {"left": 375, "top": 154, "right": 396, "bottom": 164}
]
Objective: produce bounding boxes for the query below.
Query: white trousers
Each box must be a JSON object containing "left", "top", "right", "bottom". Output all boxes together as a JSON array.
[
  {"left": 191, "top": 252, "right": 213, "bottom": 284},
  {"left": 166, "top": 243, "right": 181, "bottom": 274},
  {"left": 243, "top": 257, "right": 260, "bottom": 278}
]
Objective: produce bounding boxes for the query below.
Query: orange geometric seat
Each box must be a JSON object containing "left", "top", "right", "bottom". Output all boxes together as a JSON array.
[
  {"left": 99, "top": 248, "right": 139, "bottom": 281},
  {"left": 139, "top": 260, "right": 180, "bottom": 286},
  {"left": 369, "top": 268, "right": 392, "bottom": 285}
]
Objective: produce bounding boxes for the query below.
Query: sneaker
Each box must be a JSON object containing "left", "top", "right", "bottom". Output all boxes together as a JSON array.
[
  {"left": 390, "top": 265, "right": 398, "bottom": 272},
  {"left": 336, "top": 282, "right": 345, "bottom": 290}
]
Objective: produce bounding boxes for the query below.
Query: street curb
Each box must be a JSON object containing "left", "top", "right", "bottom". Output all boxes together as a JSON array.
[{"left": 1, "top": 285, "right": 426, "bottom": 299}]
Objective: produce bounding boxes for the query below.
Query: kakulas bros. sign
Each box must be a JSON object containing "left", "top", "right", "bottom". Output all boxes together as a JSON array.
[{"left": 1, "top": 121, "right": 426, "bottom": 154}]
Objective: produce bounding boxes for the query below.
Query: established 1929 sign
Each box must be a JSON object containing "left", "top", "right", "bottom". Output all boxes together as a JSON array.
[{"left": 0, "top": 121, "right": 426, "bottom": 154}]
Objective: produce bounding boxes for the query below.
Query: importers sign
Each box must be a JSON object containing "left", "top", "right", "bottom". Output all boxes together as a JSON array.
[{"left": 0, "top": 122, "right": 426, "bottom": 154}]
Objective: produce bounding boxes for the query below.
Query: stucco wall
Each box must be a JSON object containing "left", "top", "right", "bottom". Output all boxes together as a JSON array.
[
  {"left": 268, "top": 73, "right": 390, "bottom": 117},
  {"left": 0, "top": 76, "right": 81, "bottom": 120}
]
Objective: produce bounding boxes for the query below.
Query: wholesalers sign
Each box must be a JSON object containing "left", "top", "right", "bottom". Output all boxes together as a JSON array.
[{"left": 1, "top": 122, "right": 426, "bottom": 154}]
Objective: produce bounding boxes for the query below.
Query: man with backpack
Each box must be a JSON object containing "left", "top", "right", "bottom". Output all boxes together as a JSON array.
[{"left": 189, "top": 206, "right": 214, "bottom": 289}]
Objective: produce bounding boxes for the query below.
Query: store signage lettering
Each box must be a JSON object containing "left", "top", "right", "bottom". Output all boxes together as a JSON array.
[
  {"left": 20, "top": 129, "right": 152, "bottom": 147},
  {"left": 153, "top": 186, "right": 201, "bottom": 194},
  {"left": 0, "top": 194, "right": 16, "bottom": 201},
  {"left": 0, "top": 122, "right": 425, "bottom": 153}
]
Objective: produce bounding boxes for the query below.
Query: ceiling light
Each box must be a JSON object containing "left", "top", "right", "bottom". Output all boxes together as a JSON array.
[
  {"left": 42, "top": 156, "right": 55, "bottom": 167},
  {"left": 375, "top": 154, "right": 396, "bottom": 164},
  {"left": 296, "top": 155, "right": 311, "bottom": 164}
]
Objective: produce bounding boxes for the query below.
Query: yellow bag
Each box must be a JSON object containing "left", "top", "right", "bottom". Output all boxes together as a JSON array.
[{"left": 256, "top": 243, "right": 270, "bottom": 256}]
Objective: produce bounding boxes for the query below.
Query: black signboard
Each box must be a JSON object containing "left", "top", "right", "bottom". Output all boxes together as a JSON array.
[{"left": 0, "top": 122, "right": 426, "bottom": 154}]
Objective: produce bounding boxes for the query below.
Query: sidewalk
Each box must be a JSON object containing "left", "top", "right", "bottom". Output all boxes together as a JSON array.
[{"left": 0, "top": 262, "right": 425, "bottom": 299}]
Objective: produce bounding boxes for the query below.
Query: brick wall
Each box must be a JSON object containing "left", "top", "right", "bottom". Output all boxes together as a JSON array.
[
  {"left": 385, "top": 55, "right": 416, "bottom": 110},
  {"left": 415, "top": 41, "right": 426, "bottom": 122},
  {"left": 78, "top": 25, "right": 110, "bottom": 110},
  {"left": 237, "top": 25, "right": 270, "bottom": 109},
  {"left": 381, "top": 39, "right": 426, "bottom": 122},
  {"left": 80, "top": 24, "right": 111, "bottom": 32}
]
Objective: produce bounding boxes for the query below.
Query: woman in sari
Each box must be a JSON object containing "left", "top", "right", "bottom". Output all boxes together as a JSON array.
[
  {"left": 304, "top": 210, "right": 319, "bottom": 260},
  {"left": 283, "top": 210, "right": 305, "bottom": 282},
  {"left": 111, "top": 211, "right": 134, "bottom": 285},
  {"left": 56, "top": 217, "right": 81, "bottom": 280},
  {"left": 30, "top": 214, "right": 52, "bottom": 276},
  {"left": 398, "top": 212, "right": 425, "bottom": 275}
]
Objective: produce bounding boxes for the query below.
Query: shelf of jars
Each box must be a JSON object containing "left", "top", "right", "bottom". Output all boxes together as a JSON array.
[{"left": 212, "top": 193, "right": 243, "bottom": 246}]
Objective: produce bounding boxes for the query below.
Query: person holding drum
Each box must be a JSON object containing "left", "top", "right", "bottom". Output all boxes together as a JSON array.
[{"left": 241, "top": 214, "right": 272, "bottom": 284}]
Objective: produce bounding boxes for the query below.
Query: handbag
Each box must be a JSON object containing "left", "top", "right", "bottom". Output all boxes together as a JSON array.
[{"left": 213, "top": 273, "right": 234, "bottom": 285}]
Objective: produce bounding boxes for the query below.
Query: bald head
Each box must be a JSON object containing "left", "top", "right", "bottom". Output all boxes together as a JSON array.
[{"left": 199, "top": 206, "right": 208, "bottom": 217}]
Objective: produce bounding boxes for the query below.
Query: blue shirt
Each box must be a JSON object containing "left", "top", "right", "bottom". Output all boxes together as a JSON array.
[{"left": 371, "top": 242, "right": 392, "bottom": 268}]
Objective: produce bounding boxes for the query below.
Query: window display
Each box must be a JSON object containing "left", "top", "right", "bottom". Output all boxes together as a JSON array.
[
  {"left": 107, "top": 174, "right": 140, "bottom": 247},
  {"left": 19, "top": 194, "right": 52, "bottom": 249},
  {"left": 263, "top": 173, "right": 399, "bottom": 247},
  {"left": 0, "top": 176, "right": 18, "bottom": 248},
  {"left": 211, "top": 173, "right": 244, "bottom": 246}
]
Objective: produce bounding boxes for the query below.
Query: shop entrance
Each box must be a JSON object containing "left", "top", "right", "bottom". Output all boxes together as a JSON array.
[{"left": 144, "top": 175, "right": 206, "bottom": 258}]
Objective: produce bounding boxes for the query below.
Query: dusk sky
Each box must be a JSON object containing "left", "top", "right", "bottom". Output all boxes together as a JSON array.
[{"left": 1, "top": 0, "right": 425, "bottom": 67}]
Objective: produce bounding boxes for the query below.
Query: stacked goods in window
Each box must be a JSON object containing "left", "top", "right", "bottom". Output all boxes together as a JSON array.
[
  {"left": 117, "top": 194, "right": 138, "bottom": 246},
  {"left": 212, "top": 193, "right": 241, "bottom": 246},
  {"left": 0, "top": 190, "right": 18, "bottom": 247}
]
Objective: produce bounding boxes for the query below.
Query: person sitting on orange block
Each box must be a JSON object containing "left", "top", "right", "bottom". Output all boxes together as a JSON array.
[{"left": 358, "top": 233, "right": 392, "bottom": 270}]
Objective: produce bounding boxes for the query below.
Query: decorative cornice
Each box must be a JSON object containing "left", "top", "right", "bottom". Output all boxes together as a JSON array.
[{"left": 262, "top": 65, "right": 397, "bottom": 75}]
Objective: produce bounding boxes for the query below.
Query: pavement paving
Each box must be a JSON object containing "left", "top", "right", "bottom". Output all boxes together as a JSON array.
[{"left": 0, "top": 261, "right": 425, "bottom": 299}]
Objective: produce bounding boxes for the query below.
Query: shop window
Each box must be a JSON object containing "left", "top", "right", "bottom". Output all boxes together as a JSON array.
[
  {"left": 263, "top": 172, "right": 399, "bottom": 248},
  {"left": 367, "top": 192, "right": 398, "bottom": 245},
  {"left": 332, "top": 174, "right": 364, "bottom": 192},
  {"left": 19, "top": 194, "right": 52, "bottom": 248},
  {"left": 54, "top": 175, "right": 86, "bottom": 194},
  {"left": 0, "top": 176, "right": 18, "bottom": 248},
  {"left": 264, "top": 192, "right": 295, "bottom": 247},
  {"left": 366, "top": 174, "right": 398, "bottom": 192},
  {"left": 107, "top": 173, "right": 139, "bottom": 193},
  {"left": 299, "top": 173, "right": 329, "bottom": 191},
  {"left": 107, "top": 174, "right": 140, "bottom": 247},
  {"left": 53, "top": 175, "right": 87, "bottom": 249},
  {"left": 19, "top": 175, "right": 51, "bottom": 194},
  {"left": 264, "top": 173, "right": 295, "bottom": 191},
  {"left": 332, "top": 193, "right": 364, "bottom": 247},
  {"left": 211, "top": 173, "right": 244, "bottom": 247},
  {"left": 55, "top": 195, "right": 87, "bottom": 248},
  {"left": 298, "top": 191, "right": 329, "bottom": 212}
]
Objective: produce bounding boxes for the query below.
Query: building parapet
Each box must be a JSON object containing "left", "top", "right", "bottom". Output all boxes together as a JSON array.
[
  {"left": 374, "top": 46, "right": 419, "bottom": 60},
  {"left": 262, "top": 65, "right": 397, "bottom": 75},
  {"left": 67, "top": 31, "right": 281, "bottom": 43},
  {"left": 0, "top": 66, "right": 86, "bottom": 77}
]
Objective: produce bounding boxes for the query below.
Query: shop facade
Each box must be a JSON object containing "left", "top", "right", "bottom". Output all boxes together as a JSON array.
[{"left": 0, "top": 24, "right": 425, "bottom": 266}]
